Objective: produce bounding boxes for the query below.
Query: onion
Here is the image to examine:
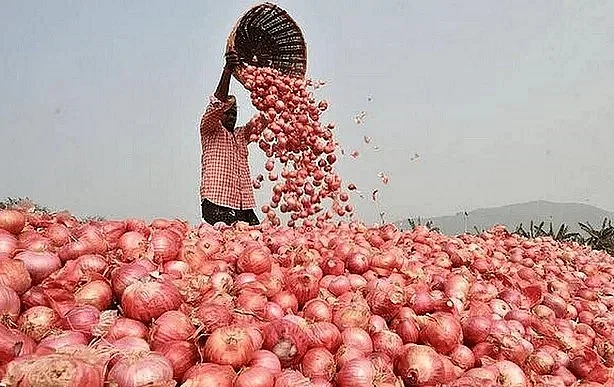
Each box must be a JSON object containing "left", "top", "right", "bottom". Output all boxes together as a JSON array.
[
  {"left": 36, "top": 330, "right": 88, "bottom": 353},
  {"left": 303, "top": 299, "right": 332, "bottom": 322},
  {"left": 486, "top": 360, "right": 528, "bottom": 387},
  {"left": 74, "top": 279, "right": 113, "bottom": 310},
  {"left": 271, "top": 291, "right": 299, "bottom": 314},
  {"left": 235, "top": 366, "right": 276, "bottom": 387},
  {"left": 151, "top": 229, "right": 180, "bottom": 263},
  {"left": 110, "top": 336, "right": 150, "bottom": 354},
  {"left": 341, "top": 327, "right": 373, "bottom": 353},
  {"left": 121, "top": 279, "right": 183, "bottom": 322},
  {"left": 204, "top": 325, "right": 255, "bottom": 368},
  {"left": 332, "top": 292, "right": 371, "bottom": 330},
  {"left": 149, "top": 310, "right": 195, "bottom": 350},
  {"left": 525, "top": 348, "right": 555, "bottom": 375},
  {"left": 162, "top": 260, "right": 190, "bottom": 278},
  {"left": 0, "top": 231, "right": 18, "bottom": 257},
  {"left": 262, "top": 319, "right": 310, "bottom": 367},
  {"left": 336, "top": 358, "right": 374, "bottom": 387},
  {"left": 449, "top": 344, "right": 475, "bottom": 370},
  {"left": 286, "top": 268, "right": 319, "bottom": 306},
  {"left": 3, "top": 352, "right": 105, "bottom": 386},
  {"left": 61, "top": 305, "right": 100, "bottom": 339},
  {"left": 181, "top": 363, "right": 236, "bottom": 387},
  {"left": 194, "top": 302, "right": 233, "bottom": 333},
  {"left": 371, "top": 330, "right": 403, "bottom": 359},
  {"left": 45, "top": 223, "right": 71, "bottom": 246},
  {"left": 118, "top": 231, "right": 148, "bottom": 261},
  {"left": 158, "top": 340, "right": 199, "bottom": 380},
  {"left": 110, "top": 263, "right": 150, "bottom": 298},
  {"left": 307, "top": 322, "right": 342, "bottom": 353},
  {"left": 334, "top": 344, "right": 366, "bottom": 370},
  {"left": 105, "top": 317, "right": 148, "bottom": 342},
  {"left": 18, "top": 306, "right": 60, "bottom": 342},
  {"left": 367, "top": 315, "right": 388, "bottom": 334},
  {"left": 238, "top": 244, "right": 273, "bottom": 275},
  {"left": 0, "top": 210, "right": 26, "bottom": 234},
  {"left": 389, "top": 317, "right": 419, "bottom": 344},
  {"left": 274, "top": 369, "right": 312, "bottom": 387},
  {"left": 0, "top": 283, "right": 20, "bottom": 323},
  {"left": 329, "top": 276, "right": 352, "bottom": 296},
  {"left": 14, "top": 250, "right": 61, "bottom": 285},
  {"left": 365, "top": 283, "right": 405, "bottom": 321},
  {"left": 395, "top": 344, "right": 447, "bottom": 386},
  {"left": 76, "top": 254, "right": 108, "bottom": 274},
  {"left": 108, "top": 351, "right": 174, "bottom": 387},
  {"left": 0, "top": 324, "right": 36, "bottom": 364},
  {"left": 250, "top": 350, "right": 282, "bottom": 373}
]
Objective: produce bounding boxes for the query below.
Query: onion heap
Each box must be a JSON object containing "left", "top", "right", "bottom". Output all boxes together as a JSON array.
[
  {"left": 240, "top": 66, "right": 353, "bottom": 227},
  {"left": 2, "top": 207, "right": 614, "bottom": 386}
]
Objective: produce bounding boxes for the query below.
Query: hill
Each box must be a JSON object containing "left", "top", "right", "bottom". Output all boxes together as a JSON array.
[{"left": 396, "top": 200, "right": 614, "bottom": 236}]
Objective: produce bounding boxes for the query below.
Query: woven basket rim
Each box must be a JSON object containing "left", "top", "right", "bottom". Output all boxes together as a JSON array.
[{"left": 226, "top": 2, "right": 307, "bottom": 85}]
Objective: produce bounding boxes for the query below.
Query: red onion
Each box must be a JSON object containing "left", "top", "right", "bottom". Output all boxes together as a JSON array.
[
  {"left": 151, "top": 229, "right": 180, "bottom": 263},
  {"left": 158, "top": 340, "right": 199, "bottom": 380},
  {"left": 0, "top": 231, "right": 18, "bottom": 258},
  {"left": 336, "top": 358, "right": 374, "bottom": 387},
  {"left": 0, "top": 324, "right": 36, "bottom": 364},
  {"left": 389, "top": 317, "right": 419, "bottom": 344},
  {"left": 149, "top": 310, "right": 195, "bottom": 350},
  {"left": 45, "top": 223, "right": 70, "bottom": 247},
  {"left": 61, "top": 305, "right": 101, "bottom": 339},
  {"left": 237, "top": 244, "right": 273, "bottom": 275},
  {"left": 110, "top": 262, "right": 150, "bottom": 298},
  {"left": 301, "top": 347, "right": 335, "bottom": 381},
  {"left": 108, "top": 351, "right": 174, "bottom": 387},
  {"left": 181, "top": 363, "right": 236, "bottom": 387},
  {"left": 235, "top": 366, "right": 276, "bottom": 387},
  {"left": 105, "top": 317, "right": 148, "bottom": 342},
  {"left": 3, "top": 351, "right": 105, "bottom": 386},
  {"left": 371, "top": 330, "right": 403, "bottom": 359},
  {"left": 118, "top": 231, "right": 148, "bottom": 261},
  {"left": 0, "top": 283, "right": 20, "bottom": 323},
  {"left": 36, "top": 330, "right": 88, "bottom": 353},
  {"left": 121, "top": 280, "right": 183, "bottom": 322},
  {"left": 250, "top": 350, "right": 282, "bottom": 373},
  {"left": 262, "top": 319, "right": 310, "bottom": 367},
  {"left": 274, "top": 369, "right": 312, "bottom": 387},
  {"left": 162, "top": 260, "right": 190, "bottom": 278},
  {"left": 0, "top": 210, "right": 26, "bottom": 234},
  {"left": 329, "top": 276, "right": 352, "bottom": 296},
  {"left": 332, "top": 292, "right": 371, "bottom": 331},
  {"left": 76, "top": 254, "right": 108, "bottom": 274},
  {"left": 395, "top": 344, "right": 447, "bottom": 386},
  {"left": 341, "top": 327, "right": 373, "bottom": 353},
  {"left": 335, "top": 344, "right": 366, "bottom": 370},
  {"left": 449, "top": 344, "right": 475, "bottom": 370},
  {"left": 204, "top": 325, "right": 256, "bottom": 368},
  {"left": 308, "top": 322, "right": 342, "bottom": 353},
  {"left": 365, "top": 283, "right": 405, "bottom": 321},
  {"left": 14, "top": 251, "right": 61, "bottom": 285},
  {"left": 18, "top": 306, "right": 60, "bottom": 342},
  {"left": 194, "top": 302, "right": 233, "bottom": 333},
  {"left": 272, "top": 291, "right": 299, "bottom": 314},
  {"left": 486, "top": 360, "right": 528, "bottom": 386},
  {"left": 74, "top": 279, "right": 113, "bottom": 310},
  {"left": 287, "top": 268, "right": 319, "bottom": 306},
  {"left": 303, "top": 299, "right": 332, "bottom": 322}
]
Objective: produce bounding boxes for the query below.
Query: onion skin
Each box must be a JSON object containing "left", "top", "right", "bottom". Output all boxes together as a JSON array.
[
  {"left": 14, "top": 251, "right": 61, "bottom": 285},
  {"left": 262, "top": 319, "right": 310, "bottom": 367},
  {"left": 235, "top": 366, "right": 276, "bottom": 387},
  {"left": 121, "top": 280, "right": 183, "bottom": 323},
  {"left": 107, "top": 351, "right": 175, "bottom": 387},
  {"left": 158, "top": 340, "right": 199, "bottom": 381},
  {"left": 0, "top": 283, "right": 20, "bottom": 323},
  {"left": 104, "top": 317, "right": 149, "bottom": 342},
  {"left": 18, "top": 306, "right": 60, "bottom": 342},
  {"left": 395, "top": 344, "right": 448, "bottom": 386},
  {"left": 74, "top": 279, "right": 113, "bottom": 311},
  {"left": 181, "top": 363, "right": 236, "bottom": 387},
  {"left": 0, "top": 210, "right": 26, "bottom": 235},
  {"left": 204, "top": 325, "right": 256, "bottom": 368},
  {"left": 0, "top": 324, "right": 36, "bottom": 364},
  {"left": 149, "top": 310, "right": 195, "bottom": 351},
  {"left": 301, "top": 347, "right": 335, "bottom": 381}
]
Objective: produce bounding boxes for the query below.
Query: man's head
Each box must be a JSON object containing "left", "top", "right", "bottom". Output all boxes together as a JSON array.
[{"left": 222, "top": 95, "right": 238, "bottom": 132}]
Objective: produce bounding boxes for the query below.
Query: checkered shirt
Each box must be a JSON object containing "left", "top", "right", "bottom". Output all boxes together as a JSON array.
[{"left": 199, "top": 95, "right": 256, "bottom": 210}]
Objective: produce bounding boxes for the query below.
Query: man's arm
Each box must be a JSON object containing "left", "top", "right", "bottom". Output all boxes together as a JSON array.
[
  {"left": 214, "top": 51, "right": 239, "bottom": 101},
  {"left": 201, "top": 52, "right": 240, "bottom": 136}
]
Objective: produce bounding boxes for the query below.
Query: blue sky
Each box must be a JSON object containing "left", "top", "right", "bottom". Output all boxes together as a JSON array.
[{"left": 2, "top": 1, "right": 614, "bottom": 224}]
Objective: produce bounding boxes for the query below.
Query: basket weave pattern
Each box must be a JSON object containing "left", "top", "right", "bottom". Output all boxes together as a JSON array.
[{"left": 227, "top": 2, "right": 307, "bottom": 84}]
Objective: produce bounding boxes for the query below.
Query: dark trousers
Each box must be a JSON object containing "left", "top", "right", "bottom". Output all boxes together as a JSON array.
[{"left": 201, "top": 198, "right": 260, "bottom": 226}]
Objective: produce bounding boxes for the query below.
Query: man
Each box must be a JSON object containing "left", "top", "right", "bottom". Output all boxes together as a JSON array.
[{"left": 199, "top": 51, "right": 259, "bottom": 226}]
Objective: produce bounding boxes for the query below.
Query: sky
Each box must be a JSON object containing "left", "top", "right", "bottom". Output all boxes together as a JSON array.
[{"left": 2, "top": 0, "right": 614, "bottom": 225}]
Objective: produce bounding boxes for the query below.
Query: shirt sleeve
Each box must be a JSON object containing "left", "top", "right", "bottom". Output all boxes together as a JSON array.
[{"left": 200, "top": 95, "right": 230, "bottom": 136}]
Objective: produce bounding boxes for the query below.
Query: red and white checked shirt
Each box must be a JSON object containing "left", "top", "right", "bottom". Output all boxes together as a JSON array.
[{"left": 199, "top": 95, "right": 256, "bottom": 210}]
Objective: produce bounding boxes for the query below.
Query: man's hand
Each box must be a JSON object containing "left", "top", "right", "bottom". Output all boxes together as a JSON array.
[{"left": 225, "top": 51, "right": 240, "bottom": 71}]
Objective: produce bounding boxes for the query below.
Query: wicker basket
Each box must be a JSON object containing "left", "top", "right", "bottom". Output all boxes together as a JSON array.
[{"left": 226, "top": 2, "right": 307, "bottom": 85}]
